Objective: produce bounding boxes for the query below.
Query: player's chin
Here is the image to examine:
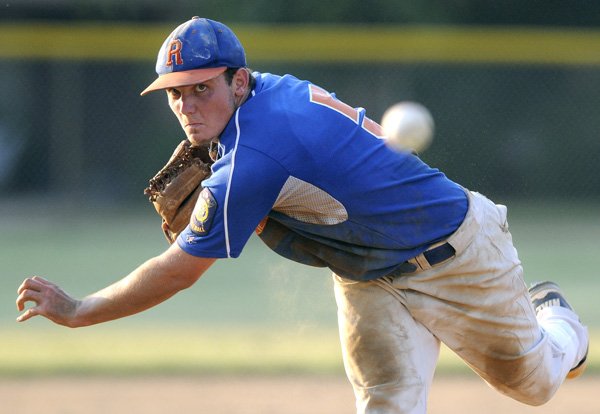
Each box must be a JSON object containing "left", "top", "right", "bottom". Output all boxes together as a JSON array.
[{"left": 185, "top": 130, "right": 214, "bottom": 147}]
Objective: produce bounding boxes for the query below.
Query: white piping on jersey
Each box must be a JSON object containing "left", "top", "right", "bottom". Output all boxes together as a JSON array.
[
  {"left": 221, "top": 89, "right": 255, "bottom": 256},
  {"left": 308, "top": 85, "right": 356, "bottom": 124},
  {"left": 273, "top": 176, "right": 348, "bottom": 225},
  {"left": 223, "top": 109, "right": 242, "bottom": 258}
]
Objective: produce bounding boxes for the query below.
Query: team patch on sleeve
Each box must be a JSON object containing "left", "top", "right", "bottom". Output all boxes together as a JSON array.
[{"left": 190, "top": 188, "right": 217, "bottom": 235}]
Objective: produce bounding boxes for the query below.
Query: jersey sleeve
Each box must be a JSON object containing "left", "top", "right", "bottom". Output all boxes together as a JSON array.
[{"left": 177, "top": 145, "right": 289, "bottom": 258}]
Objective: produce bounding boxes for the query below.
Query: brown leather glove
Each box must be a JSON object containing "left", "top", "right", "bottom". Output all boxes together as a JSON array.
[{"left": 144, "top": 140, "right": 214, "bottom": 243}]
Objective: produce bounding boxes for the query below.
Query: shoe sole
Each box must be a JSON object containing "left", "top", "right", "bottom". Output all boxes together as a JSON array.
[
  {"left": 528, "top": 281, "right": 588, "bottom": 379},
  {"left": 567, "top": 350, "right": 588, "bottom": 379}
]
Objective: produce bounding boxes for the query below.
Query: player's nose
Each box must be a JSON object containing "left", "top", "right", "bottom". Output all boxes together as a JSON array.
[{"left": 179, "top": 95, "right": 197, "bottom": 115}]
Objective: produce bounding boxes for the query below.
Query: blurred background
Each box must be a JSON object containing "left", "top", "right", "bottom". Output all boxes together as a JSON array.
[{"left": 0, "top": 0, "right": 598, "bottom": 379}]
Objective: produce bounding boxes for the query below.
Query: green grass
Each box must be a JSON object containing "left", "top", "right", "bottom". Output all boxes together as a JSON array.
[
  {"left": 1, "top": 199, "right": 599, "bottom": 376},
  {"left": 0, "top": 326, "right": 342, "bottom": 376},
  {"left": 0, "top": 326, "right": 597, "bottom": 377}
]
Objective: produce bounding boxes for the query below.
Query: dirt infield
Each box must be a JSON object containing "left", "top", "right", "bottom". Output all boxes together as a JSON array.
[{"left": 1, "top": 375, "right": 597, "bottom": 413}]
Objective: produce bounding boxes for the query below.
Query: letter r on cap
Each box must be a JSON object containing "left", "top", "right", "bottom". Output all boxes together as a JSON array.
[{"left": 166, "top": 39, "right": 183, "bottom": 66}]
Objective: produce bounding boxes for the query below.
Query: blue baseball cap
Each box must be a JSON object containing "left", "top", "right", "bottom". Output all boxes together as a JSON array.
[{"left": 141, "top": 17, "right": 246, "bottom": 95}]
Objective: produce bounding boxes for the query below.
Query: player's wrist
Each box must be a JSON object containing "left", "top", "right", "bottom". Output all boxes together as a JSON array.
[{"left": 66, "top": 297, "right": 101, "bottom": 328}]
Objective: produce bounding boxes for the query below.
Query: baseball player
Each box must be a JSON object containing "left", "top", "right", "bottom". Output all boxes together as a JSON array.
[{"left": 16, "top": 17, "right": 588, "bottom": 413}]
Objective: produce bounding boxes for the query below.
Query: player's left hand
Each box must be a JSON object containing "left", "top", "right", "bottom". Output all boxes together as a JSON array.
[
  {"left": 16, "top": 276, "right": 80, "bottom": 326},
  {"left": 144, "top": 140, "right": 214, "bottom": 244}
]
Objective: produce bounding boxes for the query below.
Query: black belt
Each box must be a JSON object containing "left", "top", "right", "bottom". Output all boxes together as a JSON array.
[{"left": 395, "top": 242, "right": 456, "bottom": 274}]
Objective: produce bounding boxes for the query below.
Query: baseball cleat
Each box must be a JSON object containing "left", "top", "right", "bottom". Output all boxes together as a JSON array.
[
  {"left": 528, "top": 281, "right": 588, "bottom": 379},
  {"left": 566, "top": 348, "right": 588, "bottom": 379}
]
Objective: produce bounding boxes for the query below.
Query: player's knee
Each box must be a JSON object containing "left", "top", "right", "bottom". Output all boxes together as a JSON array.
[
  {"left": 492, "top": 374, "right": 558, "bottom": 407},
  {"left": 514, "top": 385, "right": 556, "bottom": 407},
  {"left": 482, "top": 355, "right": 560, "bottom": 407}
]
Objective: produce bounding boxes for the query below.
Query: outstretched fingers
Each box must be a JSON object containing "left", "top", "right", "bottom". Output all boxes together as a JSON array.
[
  {"left": 16, "top": 276, "right": 72, "bottom": 323},
  {"left": 15, "top": 276, "right": 80, "bottom": 327}
]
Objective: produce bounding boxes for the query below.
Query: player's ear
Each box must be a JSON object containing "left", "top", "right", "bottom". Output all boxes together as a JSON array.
[{"left": 232, "top": 68, "right": 249, "bottom": 97}]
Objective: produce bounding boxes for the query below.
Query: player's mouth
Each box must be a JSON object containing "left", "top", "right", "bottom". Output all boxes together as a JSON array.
[{"left": 184, "top": 125, "right": 214, "bottom": 145}]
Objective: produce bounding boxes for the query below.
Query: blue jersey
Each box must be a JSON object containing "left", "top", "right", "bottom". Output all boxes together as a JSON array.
[{"left": 178, "top": 72, "right": 468, "bottom": 281}]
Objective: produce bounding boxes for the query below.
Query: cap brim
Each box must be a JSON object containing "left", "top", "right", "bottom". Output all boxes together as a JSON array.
[{"left": 140, "top": 67, "right": 227, "bottom": 96}]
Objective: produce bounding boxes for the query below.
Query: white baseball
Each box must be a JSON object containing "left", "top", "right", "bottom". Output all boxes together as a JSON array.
[{"left": 380, "top": 102, "right": 434, "bottom": 153}]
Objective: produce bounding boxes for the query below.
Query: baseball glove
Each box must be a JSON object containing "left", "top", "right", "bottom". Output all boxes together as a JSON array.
[{"left": 144, "top": 140, "right": 214, "bottom": 244}]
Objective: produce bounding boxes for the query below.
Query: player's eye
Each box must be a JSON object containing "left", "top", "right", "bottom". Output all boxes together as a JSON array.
[
  {"left": 194, "top": 84, "right": 208, "bottom": 93},
  {"left": 166, "top": 88, "right": 181, "bottom": 99}
]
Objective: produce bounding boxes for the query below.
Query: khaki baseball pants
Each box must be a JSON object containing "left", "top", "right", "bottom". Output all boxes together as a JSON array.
[{"left": 334, "top": 191, "right": 588, "bottom": 414}]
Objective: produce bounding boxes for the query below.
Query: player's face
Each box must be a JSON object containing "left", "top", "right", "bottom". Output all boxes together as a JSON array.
[{"left": 166, "top": 71, "right": 247, "bottom": 146}]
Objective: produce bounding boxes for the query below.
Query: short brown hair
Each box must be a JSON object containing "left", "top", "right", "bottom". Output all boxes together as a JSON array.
[{"left": 224, "top": 67, "right": 256, "bottom": 90}]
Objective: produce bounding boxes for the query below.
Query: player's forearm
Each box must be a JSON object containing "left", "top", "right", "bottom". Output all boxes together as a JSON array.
[
  {"left": 72, "top": 260, "right": 181, "bottom": 326},
  {"left": 70, "top": 249, "right": 215, "bottom": 327},
  {"left": 16, "top": 240, "right": 215, "bottom": 327}
]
